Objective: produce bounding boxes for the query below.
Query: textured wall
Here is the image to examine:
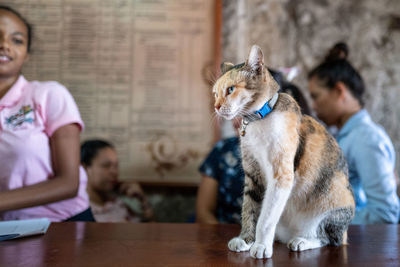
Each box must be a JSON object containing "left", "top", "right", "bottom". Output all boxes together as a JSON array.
[{"left": 222, "top": 0, "right": 400, "bottom": 174}]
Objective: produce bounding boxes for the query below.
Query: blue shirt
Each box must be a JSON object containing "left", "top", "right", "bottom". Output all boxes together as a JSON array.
[
  {"left": 337, "top": 109, "right": 400, "bottom": 224},
  {"left": 199, "top": 137, "right": 243, "bottom": 224}
]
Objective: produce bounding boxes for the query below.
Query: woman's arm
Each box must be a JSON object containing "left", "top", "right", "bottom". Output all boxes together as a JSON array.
[
  {"left": 196, "top": 175, "right": 219, "bottom": 224},
  {"left": 0, "top": 124, "right": 81, "bottom": 212}
]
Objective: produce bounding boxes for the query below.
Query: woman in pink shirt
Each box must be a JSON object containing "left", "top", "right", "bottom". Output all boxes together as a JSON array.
[{"left": 0, "top": 6, "right": 93, "bottom": 221}]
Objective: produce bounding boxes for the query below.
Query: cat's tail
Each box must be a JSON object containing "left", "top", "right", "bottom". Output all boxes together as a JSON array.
[
  {"left": 318, "top": 207, "right": 353, "bottom": 246},
  {"left": 342, "top": 231, "right": 348, "bottom": 245}
]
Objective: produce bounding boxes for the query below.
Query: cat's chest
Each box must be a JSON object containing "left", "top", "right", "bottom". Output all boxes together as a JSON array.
[{"left": 241, "top": 113, "right": 287, "bottom": 156}]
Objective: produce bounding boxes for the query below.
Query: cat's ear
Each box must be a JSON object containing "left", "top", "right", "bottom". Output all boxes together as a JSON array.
[
  {"left": 221, "top": 62, "right": 235, "bottom": 74},
  {"left": 246, "top": 45, "right": 264, "bottom": 73}
]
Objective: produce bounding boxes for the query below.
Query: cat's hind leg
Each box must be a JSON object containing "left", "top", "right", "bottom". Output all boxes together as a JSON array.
[
  {"left": 277, "top": 213, "right": 326, "bottom": 251},
  {"left": 317, "top": 207, "right": 354, "bottom": 246},
  {"left": 286, "top": 207, "right": 354, "bottom": 251},
  {"left": 287, "top": 237, "right": 324, "bottom": 251}
]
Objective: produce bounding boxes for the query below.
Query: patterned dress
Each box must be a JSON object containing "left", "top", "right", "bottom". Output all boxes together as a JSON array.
[{"left": 199, "top": 137, "right": 244, "bottom": 224}]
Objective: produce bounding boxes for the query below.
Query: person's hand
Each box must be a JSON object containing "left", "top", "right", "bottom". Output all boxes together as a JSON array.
[
  {"left": 118, "top": 182, "right": 144, "bottom": 200},
  {"left": 118, "top": 182, "right": 154, "bottom": 221}
]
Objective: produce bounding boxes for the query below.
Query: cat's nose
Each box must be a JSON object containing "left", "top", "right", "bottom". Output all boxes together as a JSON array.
[{"left": 215, "top": 103, "right": 221, "bottom": 111}]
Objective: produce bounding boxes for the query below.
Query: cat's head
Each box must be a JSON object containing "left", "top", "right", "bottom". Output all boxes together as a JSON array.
[{"left": 213, "top": 45, "right": 279, "bottom": 120}]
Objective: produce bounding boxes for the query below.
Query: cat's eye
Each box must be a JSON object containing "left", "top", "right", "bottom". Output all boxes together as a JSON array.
[
  {"left": 214, "top": 91, "right": 218, "bottom": 98},
  {"left": 227, "top": 86, "right": 235, "bottom": 95}
]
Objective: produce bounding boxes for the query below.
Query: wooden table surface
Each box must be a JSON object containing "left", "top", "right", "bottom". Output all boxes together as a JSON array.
[{"left": 0, "top": 222, "right": 399, "bottom": 266}]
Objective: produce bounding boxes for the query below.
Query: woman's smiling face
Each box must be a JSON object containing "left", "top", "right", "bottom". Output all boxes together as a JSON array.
[{"left": 0, "top": 9, "right": 29, "bottom": 79}]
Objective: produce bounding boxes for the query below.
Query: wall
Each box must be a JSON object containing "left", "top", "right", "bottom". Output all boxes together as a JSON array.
[{"left": 222, "top": 0, "right": 400, "bottom": 174}]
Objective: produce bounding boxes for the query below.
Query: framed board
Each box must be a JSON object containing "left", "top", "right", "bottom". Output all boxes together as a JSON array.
[{"left": 5, "top": 0, "right": 221, "bottom": 185}]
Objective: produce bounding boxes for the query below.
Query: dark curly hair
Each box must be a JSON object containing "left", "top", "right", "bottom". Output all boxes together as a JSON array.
[
  {"left": 81, "top": 140, "right": 114, "bottom": 166},
  {"left": 308, "top": 42, "right": 365, "bottom": 107}
]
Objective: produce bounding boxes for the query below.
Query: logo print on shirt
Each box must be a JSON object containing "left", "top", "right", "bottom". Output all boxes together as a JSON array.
[{"left": 5, "top": 105, "right": 35, "bottom": 127}]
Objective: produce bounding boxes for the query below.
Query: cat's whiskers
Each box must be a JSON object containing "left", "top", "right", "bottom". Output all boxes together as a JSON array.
[
  {"left": 237, "top": 108, "right": 253, "bottom": 118},
  {"left": 209, "top": 73, "right": 218, "bottom": 86},
  {"left": 202, "top": 64, "right": 219, "bottom": 87},
  {"left": 209, "top": 111, "right": 222, "bottom": 129}
]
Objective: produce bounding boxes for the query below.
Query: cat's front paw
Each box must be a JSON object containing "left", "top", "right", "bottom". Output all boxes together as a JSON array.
[
  {"left": 250, "top": 243, "right": 273, "bottom": 259},
  {"left": 228, "top": 237, "right": 253, "bottom": 252}
]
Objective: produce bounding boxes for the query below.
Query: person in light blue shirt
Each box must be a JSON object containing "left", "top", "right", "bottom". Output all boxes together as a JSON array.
[
  {"left": 308, "top": 42, "right": 399, "bottom": 224},
  {"left": 337, "top": 110, "right": 399, "bottom": 223}
]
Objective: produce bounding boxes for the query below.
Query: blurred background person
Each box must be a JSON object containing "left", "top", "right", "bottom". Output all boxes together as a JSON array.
[
  {"left": 307, "top": 42, "right": 399, "bottom": 224},
  {"left": 81, "top": 139, "right": 153, "bottom": 222}
]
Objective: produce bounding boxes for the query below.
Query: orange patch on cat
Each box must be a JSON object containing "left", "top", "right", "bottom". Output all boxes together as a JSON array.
[
  {"left": 214, "top": 97, "right": 225, "bottom": 109},
  {"left": 329, "top": 171, "right": 355, "bottom": 209},
  {"left": 230, "top": 88, "right": 241, "bottom": 98},
  {"left": 296, "top": 134, "right": 325, "bottom": 179},
  {"left": 301, "top": 170, "right": 354, "bottom": 214},
  {"left": 284, "top": 113, "right": 300, "bottom": 144},
  {"left": 273, "top": 113, "right": 299, "bottom": 189},
  {"left": 274, "top": 163, "right": 294, "bottom": 189}
]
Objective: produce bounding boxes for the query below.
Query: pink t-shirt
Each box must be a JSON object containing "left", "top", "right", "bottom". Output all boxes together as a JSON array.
[
  {"left": 0, "top": 75, "right": 89, "bottom": 222},
  {"left": 90, "top": 198, "right": 141, "bottom": 223}
]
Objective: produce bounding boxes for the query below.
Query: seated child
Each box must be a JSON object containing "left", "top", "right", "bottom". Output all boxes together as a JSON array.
[{"left": 81, "top": 140, "right": 153, "bottom": 222}]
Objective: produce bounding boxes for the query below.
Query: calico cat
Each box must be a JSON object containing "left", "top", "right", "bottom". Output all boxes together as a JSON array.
[{"left": 213, "top": 45, "right": 355, "bottom": 259}]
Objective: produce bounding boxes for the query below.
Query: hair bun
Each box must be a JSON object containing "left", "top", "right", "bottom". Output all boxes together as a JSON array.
[{"left": 325, "top": 42, "right": 349, "bottom": 61}]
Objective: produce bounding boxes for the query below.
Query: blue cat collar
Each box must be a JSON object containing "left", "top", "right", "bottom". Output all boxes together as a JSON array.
[{"left": 255, "top": 92, "right": 279, "bottom": 119}]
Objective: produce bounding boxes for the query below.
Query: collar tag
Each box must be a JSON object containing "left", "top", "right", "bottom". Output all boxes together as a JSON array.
[{"left": 240, "top": 119, "right": 249, "bottom": 136}]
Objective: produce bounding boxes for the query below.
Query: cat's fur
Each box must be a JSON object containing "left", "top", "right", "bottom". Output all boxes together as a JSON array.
[{"left": 213, "top": 45, "right": 355, "bottom": 259}]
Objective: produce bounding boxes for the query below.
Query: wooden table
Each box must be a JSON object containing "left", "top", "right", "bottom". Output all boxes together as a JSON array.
[{"left": 0, "top": 223, "right": 399, "bottom": 266}]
